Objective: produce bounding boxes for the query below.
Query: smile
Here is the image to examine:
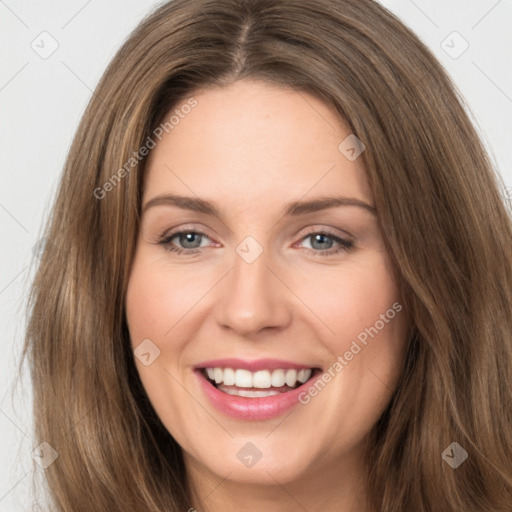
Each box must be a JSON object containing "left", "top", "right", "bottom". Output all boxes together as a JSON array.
[
  {"left": 195, "top": 359, "right": 321, "bottom": 420},
  {"left": 204, "top": 367, "right": 313, "bottom": 396}
]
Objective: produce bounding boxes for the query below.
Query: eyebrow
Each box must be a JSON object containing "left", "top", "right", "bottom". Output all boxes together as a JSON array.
[{"left": 142, "top": 194, "right": 377, "bottom": 216}]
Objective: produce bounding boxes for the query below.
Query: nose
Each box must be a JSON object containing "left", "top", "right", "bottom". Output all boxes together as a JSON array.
[{"left": 214, "top": 245, "right": 292, "bottom": 336}]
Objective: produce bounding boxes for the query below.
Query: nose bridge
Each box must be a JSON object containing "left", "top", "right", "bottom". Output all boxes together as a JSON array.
[{"left": 214, "top": 236, "right": 291, "bottom": 334}]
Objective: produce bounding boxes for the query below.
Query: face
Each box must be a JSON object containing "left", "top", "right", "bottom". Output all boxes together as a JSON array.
[{"left": 125, "top": 79, "right": 408, "bottom": 498}]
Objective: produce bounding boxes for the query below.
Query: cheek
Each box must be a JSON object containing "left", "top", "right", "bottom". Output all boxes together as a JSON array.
[
  {"left": 125, "top": 253, "right": 190, "bottom": 408},
  {"left": 125, "top": 252, "right": 188, "bottom": 347},
  {"left": 291, "top": 257, "right": 407, "bottom": 443},
  {"left": 299, "top": 253, "right": 408, "bottom": 397},
  {"left": 300, "top": 255, "right": 401, "bottom": 339}
]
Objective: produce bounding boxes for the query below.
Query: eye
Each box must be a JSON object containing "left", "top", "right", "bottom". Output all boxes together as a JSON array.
[
  {"left": 158, "top": 230, "right": 212, "bottom": 254},
  {"left": 297, "top": 230, "right": 354, "bottom": 257}
]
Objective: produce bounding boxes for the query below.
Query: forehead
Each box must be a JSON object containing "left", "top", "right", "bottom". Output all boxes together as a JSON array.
[{"left": 143, "top": 79, "right": 372, "bottom": 212}]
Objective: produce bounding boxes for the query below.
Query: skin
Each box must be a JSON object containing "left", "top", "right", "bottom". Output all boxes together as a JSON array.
[{"left": 125, "top": 79, "right": 409, "bottom": 512}]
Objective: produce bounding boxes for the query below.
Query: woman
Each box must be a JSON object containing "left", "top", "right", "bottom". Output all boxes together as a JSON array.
[{"left": 22, "top": 0, "right": 512, "bottom": 510}]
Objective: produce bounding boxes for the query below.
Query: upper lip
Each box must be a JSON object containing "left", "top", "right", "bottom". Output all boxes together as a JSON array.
[{"left": 195, "top": 358, "right": 319, "bottom": 372}]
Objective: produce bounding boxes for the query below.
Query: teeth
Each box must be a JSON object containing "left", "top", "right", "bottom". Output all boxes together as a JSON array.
[
  {"left": 204, "top": 367, "right": 313, "bottom": 389},
  {"left": 297, "top": 369, "right": 311, "bottom": 383},
  {"left": 214, "top": 367, "right": 223, "bottom": 384},
  {"left": 285, "top": 369, "right": 297, "bottom": 387},
  {"left": 220, "top": 387, "right": 281, "bottom": 397},
  {"left": 235, "top": 369, "right": 252, "bottom": 387},
  {"left": 253, "top": 370, "right": 271, "bottom": 388},
  {"left": 271, "top": 370, "right": 286, "bottom": 387},
  {"left": 223, "top": 367, "right": 235, "bottom": 385}
]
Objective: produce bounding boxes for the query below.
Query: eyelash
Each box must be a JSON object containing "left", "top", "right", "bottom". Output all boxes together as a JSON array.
[{"left": 157, "top": 229, "right": 354, "bottom": 257}]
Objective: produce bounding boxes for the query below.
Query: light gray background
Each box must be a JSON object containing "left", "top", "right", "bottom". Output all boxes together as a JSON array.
[{"left": 1, "top": 0, "right": 511, "bottom": 509}]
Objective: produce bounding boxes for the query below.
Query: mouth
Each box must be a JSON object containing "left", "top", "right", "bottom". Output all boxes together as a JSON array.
[
  {"left": 200, "top": 366, "right": 320, "bottom": 397},
  {"left": 194, "top": 361, "right": 323, "bottom": 420}
]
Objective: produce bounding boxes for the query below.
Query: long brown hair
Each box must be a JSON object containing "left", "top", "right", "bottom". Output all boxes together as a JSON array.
[{"left": 20, "top": 0, "right": 512, "bottom": 510}]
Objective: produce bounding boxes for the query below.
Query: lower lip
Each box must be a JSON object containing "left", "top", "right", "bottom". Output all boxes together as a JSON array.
[{"left": 195, "top": 370, "right": 319, "bottom": 420}]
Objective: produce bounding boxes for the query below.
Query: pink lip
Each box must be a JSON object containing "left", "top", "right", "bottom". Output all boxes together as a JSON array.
[
  {"left": 195, "top": 358, "right": 315, "bottom": 372},
  {"left": 194, "top": 368, "right": 321, "bottom": 421}
]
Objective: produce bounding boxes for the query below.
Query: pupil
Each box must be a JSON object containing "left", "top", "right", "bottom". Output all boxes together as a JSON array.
[
  {"left": 312, "top": 234, "right": 332, "bottom": 250},
  {"left": 181, "top": 233, "right": 201, "bottom": 248}
]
